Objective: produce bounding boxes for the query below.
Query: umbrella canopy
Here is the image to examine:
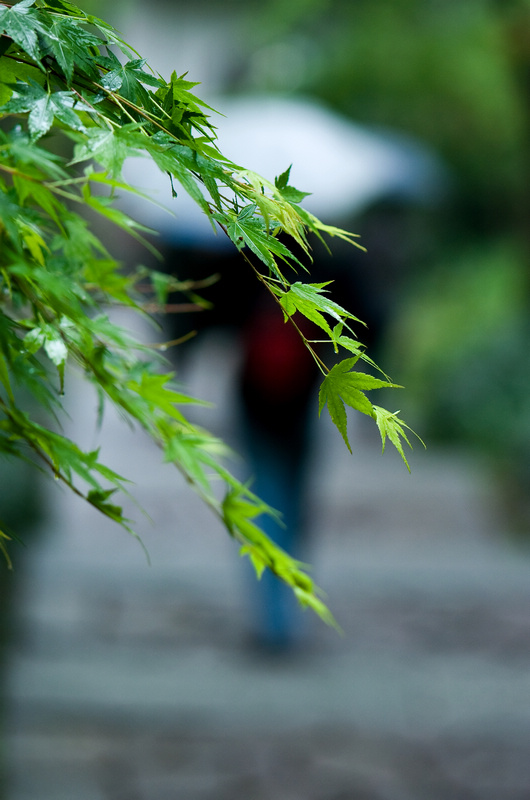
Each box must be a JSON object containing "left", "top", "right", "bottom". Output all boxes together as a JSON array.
[{"left": 120, "top": 94, "right": 445, "bottom": 248}]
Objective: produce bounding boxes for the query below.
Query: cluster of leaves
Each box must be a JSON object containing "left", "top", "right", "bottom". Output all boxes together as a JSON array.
[{"left": 0, "top": 0, "right": 419, "bottom": 621}]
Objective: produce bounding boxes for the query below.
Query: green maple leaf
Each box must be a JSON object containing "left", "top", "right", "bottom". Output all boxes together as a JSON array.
[
  {"left": 126, "top": 373, "right": 204, "bottom": 423},
  {"left": 100, "top": 58, "right": 163, "bottom": 106},
  {"left": 153, "top": 72, "right": 218, "bottom": 142},
  {"left": 0, "top": 190, "right": 27, "bottom": 249},
  {"left": 0, "top": 80, "right": 43, "bottom": 115},
  {"left": 0, "top": 54, "right": 42, "bottom": 104},
  {"left": 33, "top": 91, "right": 87, "bottom": 139},
  {"left": 51, "top": 22, "right": 102, "bottom": 80},
  {"left": 87, "top": 488, "right": 126, "bottom": 523},
  {"left": 140, "top": 135, "right": 217, "bottom": 218},
  {"left": 71, "top": 128, "right": 131, "bottom": 177},
  {"left": 218, "top": 205, "right": 276, "bottom": 267},
  {"left": 275, "top": 165, "right": 311, "bottom": 204},
  {"left": 41, "top": 0, "right": 85, "bottom": 13},
  {"left": 212, "top": 205, "right": 303, "bottom": 277},
  {"left": 5, "top": 127, "right": 68, "bottom": 179},
  {"left": 2, "top": 83, "right": 87, "bottom": 139},
  {"left": 40, "top": 15, "right": 79, "bottom": 84},
  {"left": 372, "top": 405, "right": 425, "bottom": 472},
  {"left": 168, "top": 71, "right": 217, "bottom": 114},
  {"left": 318, "top": 357, "right": 400, "bottom": 452},
  {"left": 331, "top": 323, "right": 384, "bottom": 369},
  {"left": 280, "top": 282, "right": 362, "bottom": 338},
  {"left": 162, "top": 428, "right": 219, "bottom": 493},
  {"left": 0, "top": 1, "right": 43, "bottom": 65},
  {"left": 28, "top": 94, "right": 54, "bottom": 139},
  {"left": 222, "top": 488, "right": 340, "bottom": 629}
]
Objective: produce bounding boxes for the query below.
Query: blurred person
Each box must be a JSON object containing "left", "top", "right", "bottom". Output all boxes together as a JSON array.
[{"left": 119, "top": 94, "right": 443, "bottom": 651}]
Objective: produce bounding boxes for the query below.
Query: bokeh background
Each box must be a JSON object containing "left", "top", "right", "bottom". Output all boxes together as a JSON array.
[
  {"left": 1, "top": 1, "right": 530, "bottom": 798},
  {"left": 105, "top": 0, "right": 530, "bottom": 520}
]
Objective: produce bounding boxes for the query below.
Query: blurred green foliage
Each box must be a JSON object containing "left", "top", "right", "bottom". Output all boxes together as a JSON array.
[
  {"left": 233, "top": 0, "right": 530, "bottom": 513},
  {"left": 39, "top": 0, "right": 530, "bottom": 513},
  {"left": 246, "top": 0, "right": 528, "bottom": 216}
]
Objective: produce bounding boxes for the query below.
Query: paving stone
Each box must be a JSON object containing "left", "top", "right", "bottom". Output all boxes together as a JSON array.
[{"left": 3, "top": 341, "right": 530, "bottom": 799}]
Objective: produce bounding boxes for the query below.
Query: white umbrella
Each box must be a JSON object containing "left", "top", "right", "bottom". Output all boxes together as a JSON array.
[{"left": 120, "top": 94, "right": 444, "bottom": 247}]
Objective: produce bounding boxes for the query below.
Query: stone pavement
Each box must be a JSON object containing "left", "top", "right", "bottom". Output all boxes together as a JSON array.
[{"left": 2, "top": 332, "right": 530, "bottom": 799}]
